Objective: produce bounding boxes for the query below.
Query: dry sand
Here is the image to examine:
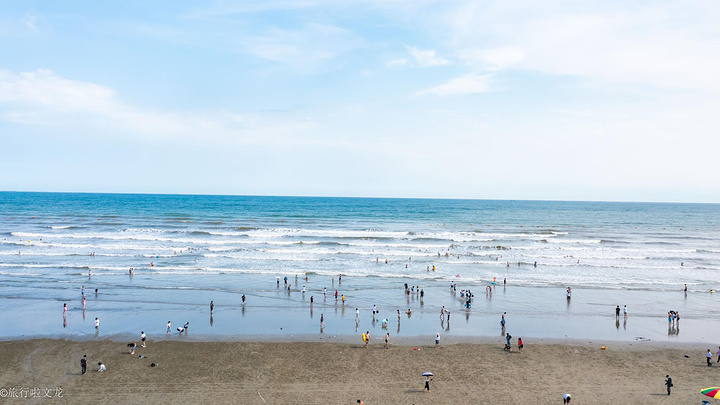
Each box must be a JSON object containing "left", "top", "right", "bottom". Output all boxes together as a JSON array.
[{"left": 0, "top": 338, "right": 718, "bottom": 404}]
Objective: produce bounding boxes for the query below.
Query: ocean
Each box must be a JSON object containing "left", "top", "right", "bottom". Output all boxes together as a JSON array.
[{"left": 1, "top": 192, "right": 719, "bottom": 342}]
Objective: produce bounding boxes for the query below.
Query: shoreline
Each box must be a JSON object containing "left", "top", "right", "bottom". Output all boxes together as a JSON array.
[
  {"left": 0, "top": 333, "right": 714, "bottom": 351},
  {"left": 1, "top": 338, "right": 718, "bottom": 404}
]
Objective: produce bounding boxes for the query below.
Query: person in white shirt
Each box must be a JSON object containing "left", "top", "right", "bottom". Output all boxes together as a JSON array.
[
  {"left": 563, "top": 393, "right": 571, "bottom": 403},
  {"left": 141, "top": 331, "right": 146, "bottom": 347},
  {"left": 94, "top": 318, "right": 100, "bottom": 333},
  {"left": 623, "top": 305, "right": 628, "bottom": 317},
  {"left": 98, "top": 362, "right": 106, "bottom": 372}
]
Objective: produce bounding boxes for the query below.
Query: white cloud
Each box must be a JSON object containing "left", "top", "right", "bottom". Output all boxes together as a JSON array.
[
  {"left": 21, "top": 13, "right": 37, "bottom": 31},
  {"left": 460, "top": 46, "right": 524, "bottom": 71},
  {"left": 386, "top": 58, "right": 407, "bottom": 67},
  {"left": 408, "top": 46, "right": 450, "bottom": 67},
  {"left": 441, "top": 1, "right": 720, "bottom": 92},
  {"left": 416, "top": 74, "right": 492, "bottom": 96},
  {"left": 0, "top": 69, "right": 315, "bottom": 145},
  {"left": 243, "top": 23, "right": 362, "bottom": 69}
]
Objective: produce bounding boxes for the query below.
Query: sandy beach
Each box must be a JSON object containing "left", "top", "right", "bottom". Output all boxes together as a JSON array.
[{"left": 1, "top": 338, "right": 718, "bottom": 404}]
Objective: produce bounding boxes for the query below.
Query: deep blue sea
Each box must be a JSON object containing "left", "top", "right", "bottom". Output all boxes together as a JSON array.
[{"left": 1, "top": 192, "right": 719, "bottom": 343}]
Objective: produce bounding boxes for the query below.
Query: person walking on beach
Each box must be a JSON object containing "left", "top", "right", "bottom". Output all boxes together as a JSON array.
[
  {"left": 81, "top": 355, "right": 87, "bottom": 375},
  {"left": 341, "top": 294, "right": 345, "bottom": 305},
  {"left": 320, "top": 313, "right": 325, "bottom": 329},
  {"left": 424, "top": 376, "right": 431, "bottom": 392},
  {"left": 210, "top": 300, "right": 214, "bottom": 313},
  {"left": 435, "top": 332, "right": 440, "bottom": 347},
  {"left": 363, "top": 331, "right": 370, "bottom": 348},
  {"left": 141, "top": 331, "right": 146, "bottom": 347},
  {"left": 335, "top": 290, "right": 338, "bottom": 301},
  {"left": 440, "top": 306, "right": 445, "bottom": 321},
  {"left": 385, "top": 332, "right": 389, "bottom": 349},
  {"left": 397, "top": 309, "right": 401, "bottom": 322},
  {"left": 355, "top": 308, "right": 360, "bottom": 323},
  {"left": 615, "top": 305, "right": 621, "bottom": 319},
  {"left": 166, "top": 321, "right": 171, "bottom": 335},
  {"left": 665, "top": 375, "right": 673, "bottom": 395},
  {"left": 623, "top": 305, "right": 628, "bottom": 318},
  {"left": 94, "top": 317, "right": 100, "bottom": 333},
  {"left": 708, "top": 349, "right": 713, "bottom": 366}
]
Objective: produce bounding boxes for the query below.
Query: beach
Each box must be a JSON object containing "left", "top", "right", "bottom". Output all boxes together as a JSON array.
[
  {"left": 1, "top": 338, "right": 717, "bottom": 404},
  {"left": 2, "top": 194, "right": 720, "bottom": 403}
]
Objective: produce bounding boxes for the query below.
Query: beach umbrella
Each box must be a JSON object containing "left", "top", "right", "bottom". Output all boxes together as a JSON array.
[
  {"left": 701, "top": 387, "right": 720, "bottom": 399},
  {"left": 422, "top": 372, "right": 434, "bottom": 376}
]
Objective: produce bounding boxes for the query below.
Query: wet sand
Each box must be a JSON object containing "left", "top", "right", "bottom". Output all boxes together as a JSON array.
[{"left": 1, "top": 338, "right": 718, "bottom": 404}]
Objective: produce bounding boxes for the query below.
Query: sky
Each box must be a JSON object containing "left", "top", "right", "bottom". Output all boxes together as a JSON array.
[{"left": 1, "top": 0, "right": 719, "bottom": 202}]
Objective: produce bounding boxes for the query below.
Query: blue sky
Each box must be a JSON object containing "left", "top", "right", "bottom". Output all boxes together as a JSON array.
[{"left": 1, "top": 1, "right": 719, "bottom": 202}]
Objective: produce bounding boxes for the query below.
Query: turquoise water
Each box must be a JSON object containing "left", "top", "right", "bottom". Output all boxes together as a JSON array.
[{"left": 1, "top": 192, "right": 719, "bottom": 342}]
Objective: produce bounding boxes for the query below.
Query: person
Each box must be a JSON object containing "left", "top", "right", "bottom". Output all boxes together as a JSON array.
[
  {"left": 501, "top": 312, "right": 506, "bottom": 327},
  {"left": 708, "top": 349, "right": 713, "bottom": 366},
  {"left": 341, "top": 294, "right": 345, "bottom": 304},
  {"left": 397, "top": 309, "right": 401, "bottom": 321},
  {"left": 210, "top": 301, "right": 214, "bottom": 313},
  {"left": 363, "top": 331, "right": 370, "bottom": 348},
  {"left": 406, "top": 308, "right": 412, "bottom": 316},
  {"left": 357, "top": 401, "right": 364, "bottom": 405},
  {"left": 615, "top": 305, "right": 620, "bottom": 319},
  {"left": 717, "top": 346, "right": 720, "bottom": 364},
  {"left": 385, "top": 332, "right": 389, "bottom": 349},
  {"left": 372, "top": 304, "right": 377, "bottom": 317},
  {"left": 424, "top": 376, "right": 431, "bottom": 392},
  {"left": 63, "top": 303, "right": 67, "bottom": 315},
  {"left": 141, "top": 331, "right": 146, "bottom": 347},
  {"left": 355, "top": 308, "right": 360, "bottom": 322},
  {"left": 563, "top": 393, "right": 571, "bottom": 403},
  {"left": 129, "top": 342, "right": 136, "bottom": 355},
  {"left": 98, "top": 362, "right": 106, "bottom": 372},
  {"left": 94, "top": 317, "right": 100, "bottom": 332},
  {"left": 323, "top": 287, "right": 327, "bottom": 297},
  {"left": 166, "top": 321, "right": 171, "bottom": 335},
  {"left": 310, "top": 296, "right": 314, "bottom": 304},
  {"left": 665, "top": 375, "right": 672, "bottom": 395},
  {"left": 684, "top": 284, "right": 687, "bottom": 292},
  {"left": 335, "top": 290, "right": 338, "bottom": 301},
  {"left": 623, "top": 305, "right": 628, "bottom": 318},
  {"left": 566, "top": 287, "right": 571, "bottom": 299},
  {"left": 505, "top": 333, "right": 512, "bottom": 350},
  {"left": 435, "top": 332, "right": 440, "bottom": 347},
  {"left": 440, "top": 306, "right": 445, "bottom": 320},
  {"left": 177, "top": 326, "right": 184, "bottom": 335},
  {"left": 302, "top": 286, "right": 306, "bottom": 294},
  {"left": 81, "top": 355, "right": 87, "bottom": 375},
  {"left": 518, "top": 337, "right": 524, "bottom": 353},
  {"left": 184, "top": 322, "right": 189, "bottom": 333},
  {"left": 320, "top": 313, "right": 325, "bottom": 329},
  {"left": 420, "top": 289, "right": 424, "bottom": 298}
]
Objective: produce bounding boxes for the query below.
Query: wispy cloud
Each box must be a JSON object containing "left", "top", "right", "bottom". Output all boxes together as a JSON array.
[
  {"left": 408, "top": 46, "right": 449, "bottom": 67},
  {"left": 385, "top": 58, "right": 407, "bottom": 67},
  {"left": 20, "top": 13, "right": 37, "bottom": 31},
  {"left": 0, "top": 69, "right": 315, "bottom": 145},
  {"left": 416, "top": 74, "right": 492, "bottom": 96}
]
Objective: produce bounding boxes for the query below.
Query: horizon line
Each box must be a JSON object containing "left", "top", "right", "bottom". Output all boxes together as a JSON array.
[{"left": 1, "top": 190, "right": 717, "bottom": 205}]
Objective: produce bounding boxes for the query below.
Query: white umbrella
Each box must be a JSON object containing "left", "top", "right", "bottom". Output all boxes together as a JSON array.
[{"left": 422, "top": 372, "right": 434, "bottom": 376}]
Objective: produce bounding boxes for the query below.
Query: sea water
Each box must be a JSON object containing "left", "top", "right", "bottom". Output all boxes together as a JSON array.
[{"left": 1, "top": 192, "right": 718, "bottom": 342}]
